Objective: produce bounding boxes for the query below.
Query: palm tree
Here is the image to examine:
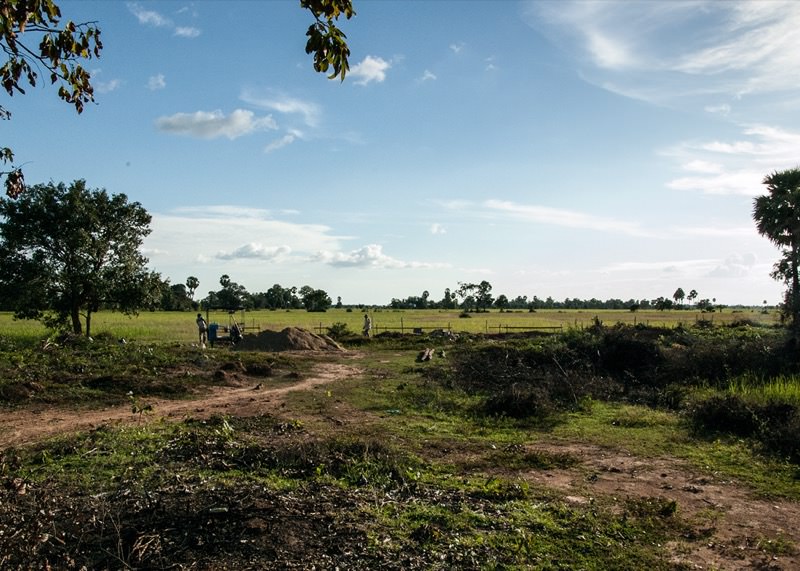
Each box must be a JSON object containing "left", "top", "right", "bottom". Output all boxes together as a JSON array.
[
  {"left": 673, "top": 287, "right": 685, "bottom": 307},
  {"left": 753, "top": 167, "right": 800, "bottom": 334}
]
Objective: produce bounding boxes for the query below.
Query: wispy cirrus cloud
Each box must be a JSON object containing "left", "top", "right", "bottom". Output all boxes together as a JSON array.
[
  {"left": 241, "top": 91, "right": 321, "bottom": 128},
  {"left": 601, "top": 251, "right": 760, "bottom": 281},
  {"left": 663, "top": 124, "right": 800, "bottom": 195},
  {"left": 265, "top": 129, "right": 307, "bottom": 153},
  {"left": 527, "top": 1, "right": 800, "bottom": 104},
  {"left": 155, "top": 109, "right": 277, "bottom": 140},
  {"left": 127, "top": 2, "right": 201, "bottom": 38},
  {"left": 418, "top": 70, "right": 437, "bottom": 82},
  {"left": 670, "top": 225, "right": 754, "bottom": 238},
  {"left": 477, "top": 199, "right": 652, "bottom": 236}
]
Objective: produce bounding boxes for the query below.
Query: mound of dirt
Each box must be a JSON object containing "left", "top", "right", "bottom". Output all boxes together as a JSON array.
[{"left": 235, "top": 327, "right": 344, "bottom": 352}]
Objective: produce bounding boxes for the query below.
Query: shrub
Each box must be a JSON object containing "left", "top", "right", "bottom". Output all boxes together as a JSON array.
[
  {"left": 690, "top": 394, "right": 800, "bottom": 462},
  {"left": 326, "top": 322, "right": 352, "bottom": 339}
]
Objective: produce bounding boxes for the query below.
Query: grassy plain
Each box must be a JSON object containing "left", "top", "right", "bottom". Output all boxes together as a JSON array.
[
  {"left": 0, "top": 317, "right": 798, "bottom": 568},
  {"left": 0, "top": 306, "right": 779, "bottom": 344}
]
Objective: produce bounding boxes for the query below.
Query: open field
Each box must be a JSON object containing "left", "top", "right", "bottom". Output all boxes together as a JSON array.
[
  {"left": 0, "top": 306, "right": 780, "bottom": 344},
  {"left": 0, "top": 324, "right": 798, "bottom": 569}
]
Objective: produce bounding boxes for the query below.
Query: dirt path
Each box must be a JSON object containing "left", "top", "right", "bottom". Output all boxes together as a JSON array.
[
  {"left": 521, "top": 442, "right": 800, "bottom": 570},
  {"left": 0, "top": 362, "right": 361, "bottom": 449}
]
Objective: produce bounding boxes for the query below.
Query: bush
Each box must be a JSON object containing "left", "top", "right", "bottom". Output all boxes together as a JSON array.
[
  {"left": 326, "top": 322, "right": 352, "bottom": 340},
  {"left": 690, "top": 394, "right": 800, "bottom": 462}
]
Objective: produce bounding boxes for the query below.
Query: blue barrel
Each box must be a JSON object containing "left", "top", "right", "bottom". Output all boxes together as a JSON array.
[{"left": 208, "top": 323, "right": 219, "bottom": 344}]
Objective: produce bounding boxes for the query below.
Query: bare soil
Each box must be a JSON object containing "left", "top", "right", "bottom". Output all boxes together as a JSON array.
[
  {"left": 0, "top": 352, "right": 798, "bottom": 570},
  {"left": 0, "top": 360, "right": 360, "bottom": 449},
  {"left": 520, "top": 442, "right": 800, "bottom": 570}
]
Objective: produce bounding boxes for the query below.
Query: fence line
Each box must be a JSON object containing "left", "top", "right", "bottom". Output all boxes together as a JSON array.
[
  {"left": 312, "top": 313, "right": 723, "bottom": 336},
  {"left": 314, "top": 321, "right": 565, "bottom": 336}
]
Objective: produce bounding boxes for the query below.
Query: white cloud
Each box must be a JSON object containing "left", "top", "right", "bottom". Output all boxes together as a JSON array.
[
  {"left": 481, "top": 199, "right": 652, "bottom": 236},
  {"left": 449, "top": 42, "right": 465, "bottom": 54},
  {"left": 682, "top": 160, "right": 723, "bottom": 174},
  {"left": 430, "top": 223, "right": 446, "bottom": 235},
  {"left": 529, "top": 1, "right": 800, "bottom": 103},
  {"left": 601, "top": 258, "right": 718, "bottom": 273},
  {"left": 419, "top": 70, "right": 437, "bottom": 82},
  {"left": 147, "top": 208, "right": 345, "bottom": 261},
  {"left": 96, "top": 79, "right": 122, "bottom": 94},
  {"left": 147, "top": 74, "right": 166, "bottom": 91},
  {"left": 155, "top": 109, "right": 278, "bottom": 140},
  {"left": 312, "top": 244, "right": 448, "bottom": 269},
  {"left": 671, "top": 225, "right": 754, "bottom": 238},
  {"left": 215, "top": 243, "right": 291, "bottom": 261},
  {"left": 665, "top": 124, "right": 800, "bottom": 195},
  {"left": 128, "top": 3, "right": 170, "bottom": 27},
  {"left": 264, "top": 131, "right": 301, "bottom": 153},
  {"left": 350, "top": 56, "right": 390, "bottom": 86},
  {"left": 705, "top": 103, "right": 731, "bottom": 116},
  {"left": 174, "top": 26, "right": 201, "bottom": 38},
  {"left": 128, "top": 3, "right": 200, "bottom": 38},
  {"left": 241, "top": 91, "right": 321, "bottom": 127},
  {"left": 707, "top": 252, "right": 757, "bottom": 278}
]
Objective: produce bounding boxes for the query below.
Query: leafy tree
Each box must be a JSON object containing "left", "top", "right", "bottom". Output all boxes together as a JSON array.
[
  {"left": 205, "top": 274, "right": 250, "bottom": 309},
  {"left": 653, "top": 297, "right": 674, "bottom": 311},
  {"left": 696, "top": 298, "right": 714, "bottom": 312},
  {"left": 474, "top": 280, "right": 494, "bottom": 312},
  {"left": 456, "top": 282, "right": 478, "bottom": 311},
  {"left": 0, "top": 180, "right": 158, "bottom": 336},
  {"left": 439, "top": 287, "right": 455, "bottom": 309},
  {"left": 303, "top": 0, "right": 355, "bottom": 80},
  {"left": 673, "top": 287, "right": 685, "bottom": 307},
  {"left": 161, "top": 282, "right": 194, "bottom": 311},
  {"left": 494, "top": 294, "right": 509, "bottom": 311},
  {"left": 300, "top": 285, "right": 332, "bottom": 312},
  {"left": 753, "top": 167, "right": 800, "bottom": 333},
  {"left": 0, "top": 1, "right": 102, "bottom": 197},
  {"left": 687, "top": 289, "right": 698, "bottom": 306}
]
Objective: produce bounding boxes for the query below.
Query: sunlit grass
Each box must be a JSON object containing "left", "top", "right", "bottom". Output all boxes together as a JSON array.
[
  {"left": 0, "top": 306, "right": 779, "bottom": 345},
  {"left": 726, "top": 373, "right": 800, "bottom": 406}
]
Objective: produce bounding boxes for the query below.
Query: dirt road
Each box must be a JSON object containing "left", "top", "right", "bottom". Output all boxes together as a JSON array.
[{"left": 0, "top": 362, "right": 360, "bottom": 448}]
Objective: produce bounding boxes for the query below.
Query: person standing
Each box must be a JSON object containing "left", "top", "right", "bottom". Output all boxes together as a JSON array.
[
  {"left": 196, "top": 313, "right": 208, "bottom": 345},
  {"left": 363, "top": 313, "right": 372, "bottom": 337}
]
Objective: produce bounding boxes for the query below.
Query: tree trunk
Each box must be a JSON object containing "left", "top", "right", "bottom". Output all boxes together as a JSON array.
[
  {"left": 792, "top": 239, "right": 800, "bottom": 340},
  {"left": 85, "top": 310, "right": 92, "bottom": 338},
  {"left": 71, "top": 306, "right": 82, "bottom": 335}
]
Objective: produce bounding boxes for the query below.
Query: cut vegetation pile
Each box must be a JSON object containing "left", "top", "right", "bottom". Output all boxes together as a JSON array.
[{"left": 236, "top": 327, "right": 344, "bottom": 352}]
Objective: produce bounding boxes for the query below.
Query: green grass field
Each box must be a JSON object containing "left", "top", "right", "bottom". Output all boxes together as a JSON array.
[{"left": 0, "top": 306, "right": 779, "bottom": 344}]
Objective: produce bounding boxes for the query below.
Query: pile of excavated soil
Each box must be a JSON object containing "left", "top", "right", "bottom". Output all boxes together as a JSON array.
[{"left": 235, "top": 327, "right": 344, "bottom": 352}]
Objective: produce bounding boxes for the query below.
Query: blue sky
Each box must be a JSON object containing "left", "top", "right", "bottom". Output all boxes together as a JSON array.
[{"left": 8, "top": 0, "right": 800, "bottom": 305}]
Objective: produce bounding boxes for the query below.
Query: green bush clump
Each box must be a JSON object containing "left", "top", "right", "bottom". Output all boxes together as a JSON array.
[
  {"left": 689, "top": 393, "right": 800, "bottom": 462},
  {"left": 447, "top": 324, "right": 797, "bottom": 420}
]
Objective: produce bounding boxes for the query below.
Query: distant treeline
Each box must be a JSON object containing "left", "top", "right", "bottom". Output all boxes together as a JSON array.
[{"left": 4, "top": 273, "right": 751, "bottom": 314}]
